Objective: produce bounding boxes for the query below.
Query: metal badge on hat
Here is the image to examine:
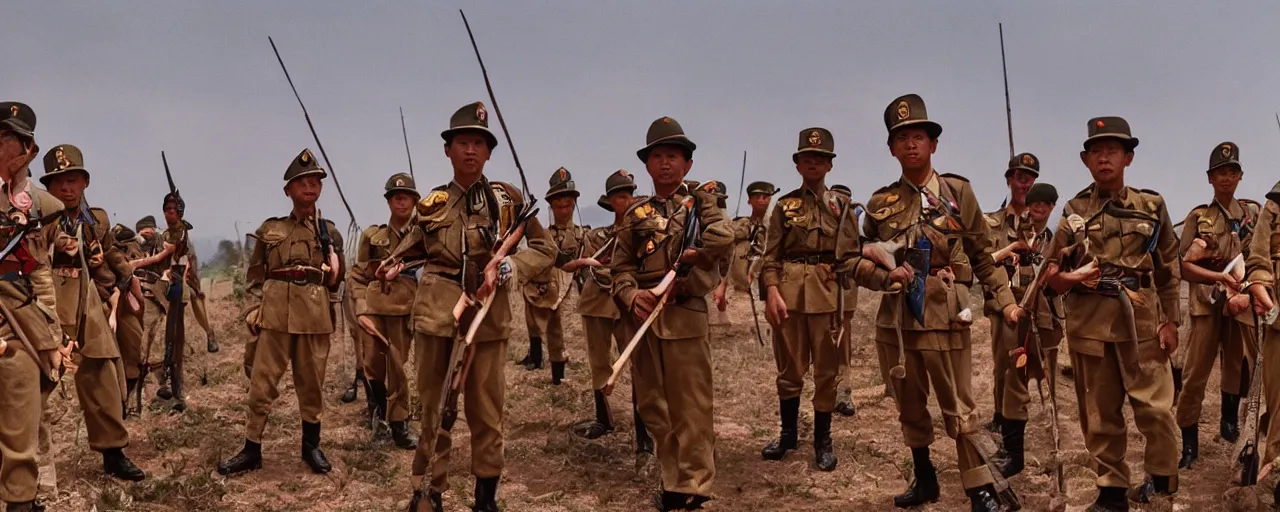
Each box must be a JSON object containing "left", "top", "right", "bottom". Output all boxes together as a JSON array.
[
  {"left": 55, "top": 147, "right": 72, "bottom": 169},
  {"left": 808, "top": 130, "right": 822, "bottom": 147},
  {"left": 1022, "top": 154, "right": 1035, "bottom": 166},
  {"left": 558, "top": 168, "right": 567, "bottom": 181},
  {"left": 897, "top": 101, "right": 910, "bottom": 120},
  {"left": 9, "top": 105, "right": 17, "bottom": 117},
  {"left": 300, "top": 150, "right": 313, "bottom": 166},
  {"left": 476, "top": 103, "right": 487, "bottom": 123},
  {"left": 1222, "top": 145, "right": 1232, "bottom": 157},
  {"left": 395, "top": 178, "right": 405, "bottom": 187}
]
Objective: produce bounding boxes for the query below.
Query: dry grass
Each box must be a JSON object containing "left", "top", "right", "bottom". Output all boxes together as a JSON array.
[{"left": 37, "top": 283, "right": 1260, "bottom": 511}]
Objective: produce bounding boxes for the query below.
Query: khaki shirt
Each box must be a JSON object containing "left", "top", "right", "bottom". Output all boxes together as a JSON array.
[
  {"left": 578, "top": 225, "right": 620, "bottom": 320},
  {"left": 852, "top": 172, "right": 1014, "bottom": 346},
  {"left": 760, "top": 186, "right": 859, "bottom": 314},
  {"left": 246, "top": 213, "right": 344, "bottom": 335},
  {"left": 0, "top": 181, "right": 65, "bottom": 355},
  {"left": 353, "top": 220, "right": 417, "bottom": 317},
  {"left": 1179, "top": 198, "right": 1259, "bottom": 319},
  {"left": 521, "top": 222, "right": 584, "bottom": 310},
  {"left": 389, "top": 178, "right": 555, "bottom": 342},
  {"left": 1045, "top": 185, "right": 1181, "bottom": 342},
  {"left": 1245, "top": 200, "right": 1280, "bottom": 331},
  {"left": 983, "top": 207, "right": 1056, "bottom": 330},
  {"left": 612, "top": 184, "right": 733, "bottom": 340},
  {"left": 728, "top": 216, "right": 766, "bottom": 287}
]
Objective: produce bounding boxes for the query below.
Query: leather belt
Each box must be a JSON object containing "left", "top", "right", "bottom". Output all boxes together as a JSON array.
[
  {"left": 1072, "top": 267, "right": 1153, "bottom": 296},
  {"left": 784, "top": 254, "right": 836, "bottom": 265},
  {"left": 134, "top": 269, "right": 163, "bottom": 283},
  {"left": 52, "top": 267, "right": 81, "bottom": 278},
  {"left": 267, "top": 266, "right": 324, "bottom": 286}
]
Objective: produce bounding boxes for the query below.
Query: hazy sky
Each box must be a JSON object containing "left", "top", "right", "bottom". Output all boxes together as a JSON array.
[{"left": 7, "top": 1, "right": 1280, "bottom": 245}]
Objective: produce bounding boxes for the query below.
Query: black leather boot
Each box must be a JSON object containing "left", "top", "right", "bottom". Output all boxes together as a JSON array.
[
  {"left": 1221, "top": 393, "right": 1240, "bottom": 443},
  {"left": 761, "top": 397, "right": 799, "bottom": 460},
  {"left": 6, "top": 501, "right": 38, "bottom": 512},
  {"left": 341, "top": 369, "right": 363, "bottom": 404},
  {"left": 301, "top": 422, "right": 331, "bottom": 474},
  {"left": 207, "top": 332, "right": 219, "bottom": 353},
  {"left": 551, "top": 361, "right": 565, "bottom": 385},
  {"left": 893, "top": 447, "right": 940, "bottom": 508},
  {"left": 966, "top": 484, "right": 1002, "bottom": 512},
  {"left": 102, "top": 447, "right": 146, "bottom": 481},
  {"left": 660, "top": 490, "right": 691, "bottom": 511},
  {"left": 1133, "top": 474, "right": 1176, "bottom": 503},
  {"left": 814, "top": 411, "right": 837, "bottom": 471},
  {"left": 390, "top": 421, "right": 418, "bottom": 450},
  {"left": 998, "top": 418, "right": 1026, "bottom": 477},
  {"left": 407, "top": 489, "right": 444, "bottom": 512},
  {"left": 472, "top": 476, "right": 499, "bottom": 512},
  {"left": 217, "top": 440, "right": 263, "bottom": 475},
  {"left": 634, "top": 396, "right": 654, "bottom": 455},
  {"left": 369, "top": 380, "right": 390, "bottom": 435},
  {"left": 1178, "top": 425, "right": 1198, "bottom": 469},
  {"left": 834, "top": 399, "right": 856, "bottom": 417},
  {"left": 169, "top": 362, "right": 187, "bottom": 413},
  {"left": 520, "top": 337, "right": 543, "bottom": 370},
  {"left": 1171, "top": 367, "right": 1183, "bottom": 403},
  {"left": 576, "top": 390, "right": 615, "bottom": 439},
  {"left": 985, "top": 412, "right": 1004, "bottom": 434},
  {"left": 1088, "top": 486, "right": 1128, "bottom": 512}
]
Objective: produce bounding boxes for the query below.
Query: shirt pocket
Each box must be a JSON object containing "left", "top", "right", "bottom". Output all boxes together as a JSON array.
[{"left": 1117, "top": 217, "right": 1156, "bottom": 268}]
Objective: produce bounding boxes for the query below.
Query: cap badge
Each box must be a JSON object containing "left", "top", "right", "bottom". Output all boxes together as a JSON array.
[
  {"left": 55, "top": 147, "right": 72, "bottom": 170},
  {"left": 9, "top": 105, "right": 17, "bottom": 117},
  {"left": 558, "top": 168, "right": 567, "bottom": 181},
  {"left": 896, "top": 101, "right": 910, "bottom": 120},
  {"left": 299, "top": 150, "right": 313, "bottom": 166},
  {"left": 395, "top": 178, "right": 404, "bottom": 187},
  {"left": 1095, "top": 120, "right": 1105, "bottom": 128},
  {"left": 808, "top": 130, "right": 822, "bottom": 147},
  {"left": 1222, "top": 145, "right": 1232, "bottom": 158},
  {"left": 661, "top": 117, "right": 671, "bottom": 124},
  {"left": 619, "top": 170, "right": 630, "bottom": 179},
  {"left": 1022, "top": 154, "right": 1035, "bottom": 166}
]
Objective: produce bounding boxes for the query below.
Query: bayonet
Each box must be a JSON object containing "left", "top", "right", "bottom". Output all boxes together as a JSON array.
[{"left": 400, "top": 106, "right": 415, "bottom": 181}]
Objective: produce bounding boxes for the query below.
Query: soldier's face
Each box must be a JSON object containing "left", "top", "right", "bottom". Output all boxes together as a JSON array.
[
  {"left": 1006, "top": 170, "right": 1036, "bottom": 202},
  {"left": 1080, "top": 140, "right": 1132, "bottom": 186},
  {"left": 644, "top": 146, "right": 692, "bottom": 189},
  {"left": 445, "top": 133, "right": 491, "bottom": 181},
  {"left": 550, "top": 196, "right": 576, "bottom": 222},
  {"left": 1207, "top": 166, "right": 1242, "bottom": 196},
  {"left": 47, "top": 171, "right": 89, "bottom": 205},
  {"left": 889, "top": 128, "right": 937, "bottom": 171},
  {"left": 387, "top": 192, "right": 417, "bottom": 219},
  {"left": 284, "top": 176, "right": 323, "bottom": 205},
  {"left": 608, "top": 191, "right": 633, "bottom": 217},
  {"left": 163, "top": 205, "right": 180, "bottom": 225},
  {"left": 0, "top": 132, "right": 28, "bottom": 179},
  {"left": 138, "top": 227, "right": 156, "bottom": 240},
  {"left": 1028, "top": 201, "right": 1054, "bottom": 223},
  {"left": 749, "top": 193, "right": 771, "bottom": 212},
  {"left": 794, "top": 153, "right": 833, "bottom": 181}
]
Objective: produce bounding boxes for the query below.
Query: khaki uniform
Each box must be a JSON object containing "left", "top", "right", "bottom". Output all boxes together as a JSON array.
[
  {"left": 52, "top": 206, "right": 132, "bottom": 452},
  {"left": 852, "top": 172, "right": 1015, "bottom": 490},
  {"left": 1242, "top": 198, "right": 1280, "bottom": 464},
  {"left": 352, "top": 221, "right": 417, "bottom": 423},
  {"left": 113, "top": 235, "right": 147, "bottom": 381},
  {"left": 761, "top": 187, "right": 857, "bottom": 412},
  {"left": 137, "top": 236, "right": 167, "bottom": 366},
  {"left": 580, "top": 225, "right": 626, "bottom": 390},
  {"left": 1045, "top": 184, "right": 1181, "bottom": 489},
  {"left": 728, "top": 216, "right": 766, "bottom": 292},
  {"left": 983, "top": 208, "right": 1060, "bottom": 421},
  {"left": 241, "top": 214, "right": 343, "bottom": 442},
  {"left": 613, "top": 184, "right": 733, "bottom": 497},
  {"left": 0, "top": 181, "right": 65, "bottom": 505},
  {"left": 520, "top": 222, "right": 582, "bottom": 363},
  {"left": 394, "top": 179, "right": 554, "bottom": 491},
  {"left": 1176, "top": 199, "right": 1260, "bottom": 426}
]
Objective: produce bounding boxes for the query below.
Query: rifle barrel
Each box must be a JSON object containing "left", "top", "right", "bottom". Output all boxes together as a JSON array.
[
  {"left": 999, "top": 23, "right": 1014, "bottom": 158},
  {"left": 459, "top": 10, "right": 533, "bottom": 205},
  {"left": 400, "top": 106, "right": 415, "bottom": 180},
  {"left": 734, "top": 151, "right": 747, "bottom": 218}
]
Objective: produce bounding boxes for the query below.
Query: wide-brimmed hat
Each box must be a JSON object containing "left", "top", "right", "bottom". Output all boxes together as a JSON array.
[{"left": 637, "top": 116, "right": 696, "bottom": 162}]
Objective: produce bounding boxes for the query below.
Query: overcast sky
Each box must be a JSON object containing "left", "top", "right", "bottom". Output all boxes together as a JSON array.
[{"left": 7, "top": 1, "right": 1280, "bottom": 245}]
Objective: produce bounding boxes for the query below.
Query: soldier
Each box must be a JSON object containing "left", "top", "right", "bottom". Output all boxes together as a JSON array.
[
  {"left": 1022, "top": 183, "right": 1068, "bottom": 435},
  {"left": 1175, "top": 142, "right": 1259, "bottom": 468},
  {"left": 152, "top": 185, "right": 200, "bottom": 412},
  {"left": 1044, "top": 117, "right": 1181, "bottom": 509},
  {"left": 132, "top": 215, "right": 174, "bottom": 394},
  {"left": 1241, "top": 183, "right": 1280, "bottom": 506},
  {"left": 612, "top": 116, "right": 733, "bottom": 510},
  {"left": 759, "top": 127, "right": 856, "bottom": 472},
  {"left": 351, "top": 172, "right": 421, "bottom": 449},
  {"left": 516, "top": 167, "right": 583, "bottom": 384},
  {"left": 848, "top": 95, "right": 1020, "bottom": 510},
  {"left": 111, "top": 224, "right": 148, "bottom": 409},
  {"left": 376, "top": 102, "right": 555, "bottom": 511},
  {"left": 40, "top": 144, "right": 146, "bottom": 482},
  {"left": 218, "top": 148, "right": 345, "bottom": 477},
  {"left": 722, "top": 181, "right": 777, "bottom": 295},
  {"left": 566, "top": 170, "right": 655, "bottom": 468},
  {"left": 0, "top": 102, "right": 77, "bottom": 512},
  {"left": 829, "top": 183, "right": 862, "bottom": 416}
]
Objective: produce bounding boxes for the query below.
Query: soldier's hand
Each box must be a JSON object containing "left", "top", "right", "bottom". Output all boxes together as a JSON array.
[
  {"left": 1219, "top": 272, "right": 1241, "bottom": 292},
  {"left": 678, "top": 248, "right": 699, "bottom": 265},
  {"left": 244, "top": 307, "right": 262, "bottom": 336},
  {"left": 357, "top": 315, "right": 379, "bottom": 337},
  {"left": 378, "top": 260, "right": 405, "bottom": 281},
  {"left": 887, "top": 264, "right": 912, "bottom": 285},
  {"left": 713, "top": 284, "right": 728, "bottom": 312},
  {"left": 633, "top": 291, "right": 659, "bottom": 321},
  {"left": 1226, "top": 293, "right": 1251, "bottom": 317},
  {"left": 765, "top": 285, "right": 788, "bottom": 327},
  {"left": 1248, "top": 283, "right": 1275, "bottom": 315},
  {"left": 0, "top": 337, "right": 6, "bottom": 354},
  {"left": 1002, "top": 304, "right": 1025, "bottom": 325},
  {"left": 1158, "top": 322, "right": 1178, "bottom": 356},
  {"left": 562, "top": 257, "right": 602, "bottom": 273}
]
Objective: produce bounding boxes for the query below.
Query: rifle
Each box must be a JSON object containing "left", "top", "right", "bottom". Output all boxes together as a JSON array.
[
  {"left": 733, "top": 151, "right": 746, "bottom": 218},
  {"left": 1234, "top": 297, "right": 1276, "bottom": 486},
  {"left": 745, "top": 223, "right": 765, "bottom": 347},
  {"left": 399, "top": 106, "right": 415, "bottom": 181},
  {"left": 998, "top": 22, "right": 1015, "bottom": 158},
  {"left": 604, "top": 195, "right": 702, "bottom": 395}
]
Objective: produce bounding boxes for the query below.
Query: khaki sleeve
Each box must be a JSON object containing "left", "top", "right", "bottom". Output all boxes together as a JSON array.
[
  {"left": 961, "top": 182, "right": 1014, "bottom": 309},
  {"left": 760, "top": 206, "right": 785, "bottom": 288},
  {"left": 850, "top": 203, "right": 892, "bottom": 292},
  {"left": 612, "top": 217, "right": 640, "bottom": 310},
  {"left": 352, "top": 230, "right": 374, "bottom": 316},
  {"left": 835, "top": 202, "right": 861, "bottom": 274},
  {"left": 688, "top": 193, "right": 733, "bottom": 270},
  {"left": 1246, "top": 202, "right": 1276, "bottom": 288},
  {"left": 244, "top": 222, "right": 268, "bottom": 308},
  {"left": 509, "top": 217, "right": 556, "bottom": 279},
  {"left": 1154, "top": 202, "right": 1181, "bottom": 324},
  {"left": 1177, "top": 211, "right": 1198, "bottom": 256}
]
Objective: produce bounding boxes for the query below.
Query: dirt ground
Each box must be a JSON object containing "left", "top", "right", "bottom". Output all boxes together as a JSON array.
[{"left": 37, "top": 281, "right": 1266, "bottom": 511}]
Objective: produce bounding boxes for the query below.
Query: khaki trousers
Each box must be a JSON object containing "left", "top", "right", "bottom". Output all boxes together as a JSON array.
[
  {"left": 362, "top": 315, "right": 413, "bottom": 422},
  {"left": 244, "top": 329, "right": 330, "bottom": 442},
  {"left": 989, "top": 316, "right": 1062, "bottom": 421},
  {"left": 116, "top": 307, "right": 145, "bottom": 380},
  {"left": 628, "top": 326, "right": 715, "bottom": 496},
  {"left": 837, "top": 312, "right": 854, "bottom": 398},
  {"left": 525, "top": 304, "right": 565, "bottom": 363},
  {"left": 70, "top": 354, "right": 129, "bottom": 452},
  {"left": 1074, "top": 337, "right": 1177, "bottom": 488},
  {"left": 1261, "top": 330, "right": 1280, "bottom": 463},
  {"left": 583, "top": 316, "right": 626, "bottom": 390},
  {"left": 0, "top": 348, "right": 45, "bottom": 503},
  {"left": 190, "top": 292, "right": 213, "bottom": 336},
  {"left": 876, "top": 329, "right": 994, "bottom": 490},
  {"left": 1177, "top": 315, "right": 1258, "bottom": 427},
  {"left": 773, "top": 313, "right": 842, "bottom": 412},
  {"left": 412, "top": 335, "right": 506, "bottom": 491}
]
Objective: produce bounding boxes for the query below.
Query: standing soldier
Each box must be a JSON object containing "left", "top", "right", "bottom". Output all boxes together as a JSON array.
[
  {"left": 153, "top": 184, "right": 199, "bottom": 411},
  {"left": 516, "top": 167, "right": 582, "bottom": 384},
  {"left": 1044, "top": 117, "right": 1181, "bottom": 509},
  {"left": 829, "top": 183, "right": 862, "bottom": 415},
  {"left": 377, "top": 102, "right": 555, "bottom": 511},
  {"left": 351, "top": 172, "right": 421, "bottom": 449},
  {"left": 760, "top": 127, "right": 856, "bottom": 472},
  {"left": 133, "top": 215, "right": 175, "bottom": 394},
  {"left": 612, "top": 116, "right": 733, "bottom": 510},
  {"left": 1241, "top": 183, "right": 1280, "bottom": 506},
  {"left": 568, "top": 170, "right": 655, "bottom": 468},
  {"left": 218, "top": 148, "right": 345, "bottom": 476},
  {"left": 714, "top": 181, "right": 776, "bottom": 328},
  {"left": 0, "top": 102, "right": 76, "bottom": 512},
  {"left": 111, "top": 224, "right": 148, "bottom": 409},
  {"left": 1175, "top": 142, "right": 1259, "bottom": 468},
  {"left": 849, "top": 95, "right": 1020, "bottom": 510},
  {"left": 41, "top": 144, "right": 147, "bottom": 482}
]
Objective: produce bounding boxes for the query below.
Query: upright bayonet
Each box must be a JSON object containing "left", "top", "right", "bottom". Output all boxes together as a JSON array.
[
  {"left": 400, "top": 106, "right": 415, "bottom": 181},
  {"left": 999, "top": 23, "right": 1015, "bottom": 158}
]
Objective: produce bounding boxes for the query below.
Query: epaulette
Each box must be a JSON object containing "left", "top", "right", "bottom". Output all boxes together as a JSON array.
[
  {"left": 872, "top": 182, "right": 896, "bottom": 196},
  {"left": 361, "top": 225, "right": 382, "bottom": 238},
  {"left": 1072, "top": 185, "right": 1094, "bottom": 200},
  {"left": 938, "top": 173, "right": 970, "bottom": 183},
  {"left": 778, "top": 187, "right": 804, "bottom": 200},
  {"left": 983, "top": 213, "right": 1001, "bottom": 228},
  {"left": 1189, "top": 204, "right": 1208, "bottom": 213},
  {"left": 432, "top": 183, "right": 448, "bottom": 192},
  {"left": 490, "top": 180, "right": 523, "bottom": 203}
]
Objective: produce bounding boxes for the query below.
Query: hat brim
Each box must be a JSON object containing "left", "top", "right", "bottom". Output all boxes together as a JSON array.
[
  {"left": 38, "top": 167, "right": 88, "bottom": 185},
  {"left": 1082, "top": 134, "right": 1139, "bottom": 151},
  {"left": 636, "top": 136, "right": 696, "bottom": 163},
  {"left": 0, "top": 121, "right": 33, "bottom": 139},
  {"left": 441, "top": 126, "right": 499, "bottom": 150},
  {"left": 888, "top": 120, "right": 943, "bottom": 140},
  {"left": 597, "top": 194, "right": 614, "bottom": 212},
  {"left": 384, "top": 187, "right": 421, "bottom": 199},
  {"left": 1207, "top": 161, "right": 1242, "bottom": 174},
  {"left": 285, "top": 169, "right": 328, "bottom": 184},
  {"left": 791, "top": 148, "right": 836, "bottom": 163},
  {"left": 545, "top": 189, "right": 581, "bottom": 201},
  {"left": 1004, "top": 166, "right": 1040, "bottom": 178},
  {"left": 746, "top": 188, "right": 780, "bottom": 196},
  {"left": 606, "top": 183, "right": 638, "bottom": 196}
]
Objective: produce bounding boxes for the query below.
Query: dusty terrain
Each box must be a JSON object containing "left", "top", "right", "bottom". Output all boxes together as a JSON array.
[{"left": 38, "top": 280, "right": 1261, "bottom": 511}]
